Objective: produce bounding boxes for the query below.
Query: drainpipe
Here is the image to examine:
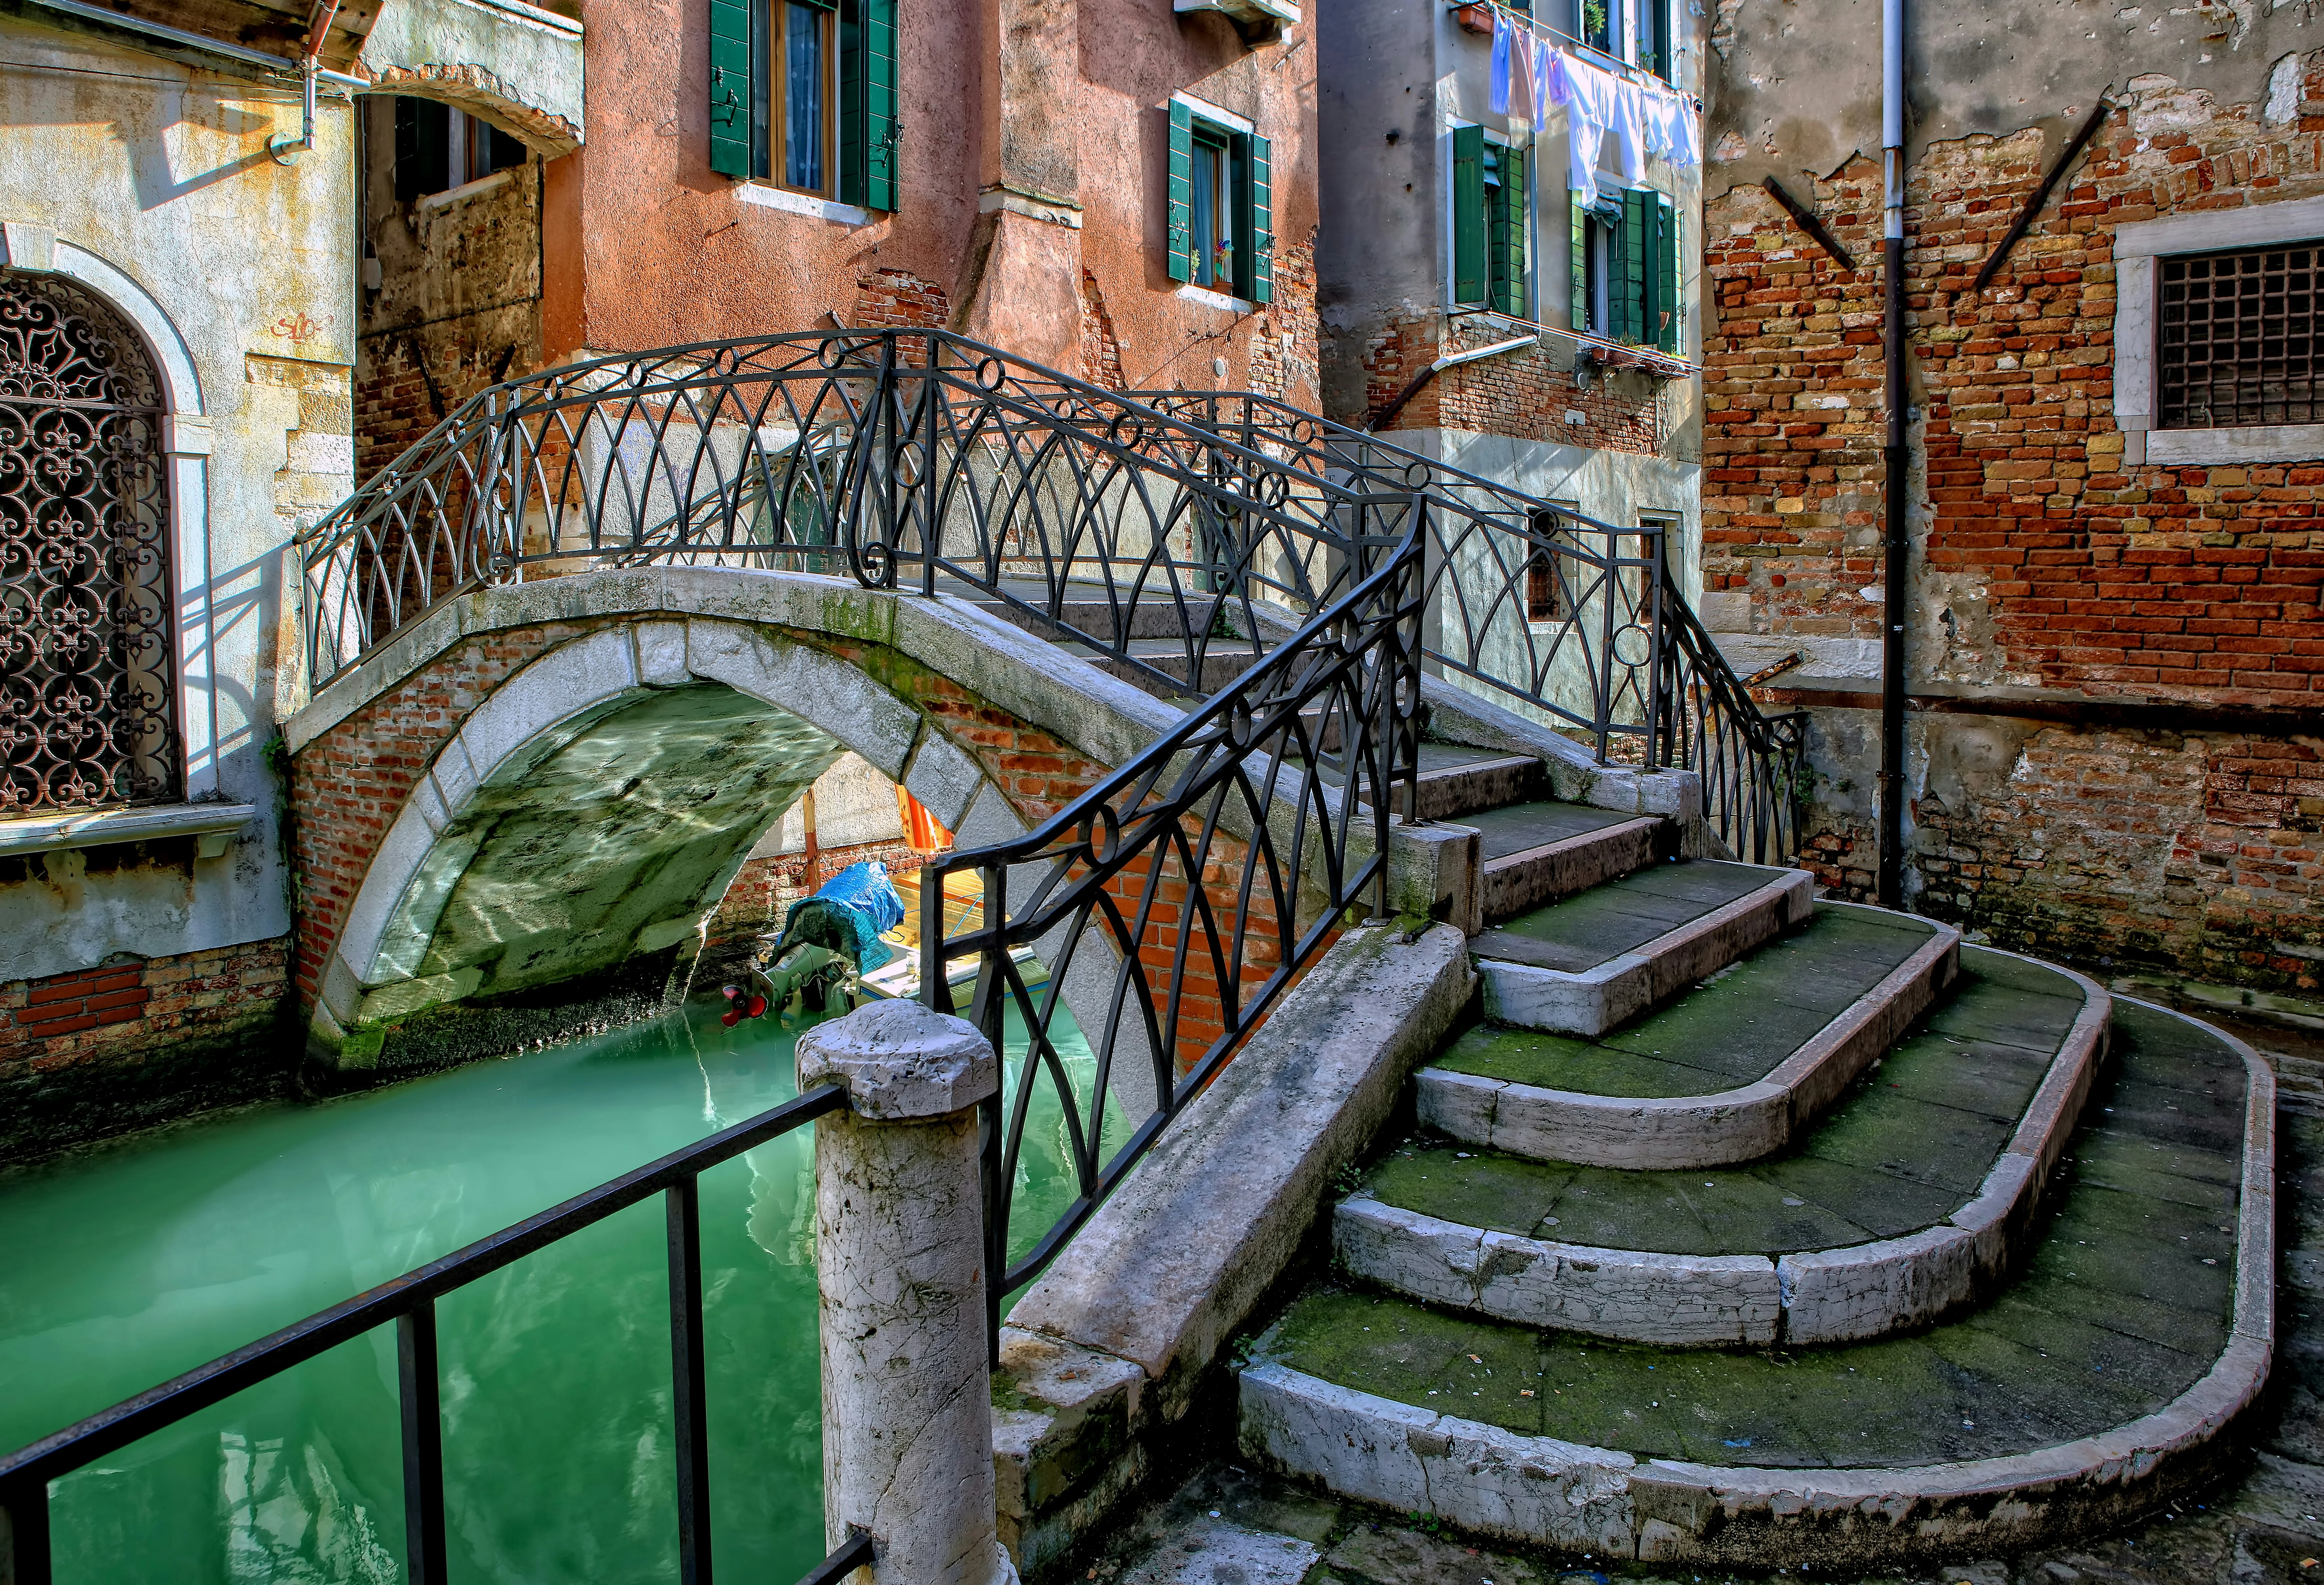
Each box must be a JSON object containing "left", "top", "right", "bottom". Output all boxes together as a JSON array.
[
  {"left": 270, "top": 0, "right": 343, "bottom": 165},
  {"left": 1877, "top": 0, "right": 1908, "bottom": 910},
  {"left": 1366, "top": 332, "right": 1539, "bottom": 432}
]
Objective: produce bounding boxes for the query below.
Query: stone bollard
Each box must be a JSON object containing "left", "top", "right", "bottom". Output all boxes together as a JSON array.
[{"left": 797, "top": 999, "right": 1018, "bottom": 1585}]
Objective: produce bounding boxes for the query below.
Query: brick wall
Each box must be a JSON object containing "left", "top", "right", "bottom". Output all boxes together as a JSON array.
[
  {"left": 852, "top": 267, "right": 949, "bottom": 330},
  {"left": 1360, "top": 312, "right": 1668, "bottom": 451},
  {"left": 1, "top": 937, "right": 294, "bottom": 1159},
  {"left": 1705, "top": 62, "right": 2324, "bottom": 991},
  {"left": 1249, "top": 239, "right": 1321, "bottom": 408}
]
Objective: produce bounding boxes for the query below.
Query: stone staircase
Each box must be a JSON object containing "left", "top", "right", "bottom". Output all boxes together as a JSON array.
[{"left": 1209, "top": 744, "right": 2279, "bottom": 1571}]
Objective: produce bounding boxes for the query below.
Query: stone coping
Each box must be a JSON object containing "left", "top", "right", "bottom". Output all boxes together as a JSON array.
[
  {"left": 1429, "top": 903, "right": 1962, "bottom": 1170},
  {"left": 1345, "top": 949, "right": 2110, "bottom": 1346},
  {"left": 0, "top": 801, "right": 260, "bottom": 860},
  {"left": 1239, "top": 999, "right": 2277, "bottom": 1570},
  {"left": 1474, "top": 866, "right": 1817, "bottom": 1037}
]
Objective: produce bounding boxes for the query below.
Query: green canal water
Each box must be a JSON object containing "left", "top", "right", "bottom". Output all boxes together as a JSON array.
[{"left": 0, "top": 992, "right": 1118, "bottom": 1585}]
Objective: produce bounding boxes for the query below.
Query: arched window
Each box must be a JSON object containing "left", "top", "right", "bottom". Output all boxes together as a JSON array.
[{"left": 0, "top": 270, "right": 177, "bottom": 814}]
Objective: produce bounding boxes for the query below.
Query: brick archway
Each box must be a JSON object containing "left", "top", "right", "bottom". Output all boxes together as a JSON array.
[{"left": 285, "top": 569, "right": 1186, "bottom": 1077}]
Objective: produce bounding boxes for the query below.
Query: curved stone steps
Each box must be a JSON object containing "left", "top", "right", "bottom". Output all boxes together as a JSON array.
[
  {"left": 1423, "top": 903, "right": 1961, "bottom": 1168},
  {"left": 1349, "top": 946, "right": 2110, "bottom": 1346},
  {"left": 1242, "top": 999, "right": 2275, "bottom": 1572},
  {"left": 1475, "top": 860, "right": 1816, "bottom": 1034}
]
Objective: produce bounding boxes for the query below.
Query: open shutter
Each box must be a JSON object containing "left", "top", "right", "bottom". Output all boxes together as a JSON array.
[
  {"left": 1653, "top": 191, "right": 1679, "bottom": 351},
  {"left": 1570, "top": 190, "right": 1589, "bottom": 333},
  {"left": 1613, "top": 187, "right": 1650, "bottom": 341},
  {"left": 840, "top": 0, "right": 899, "bottom": 208},
  {"left": 709, "top": 0, "right": 753, "bottom": 177},
  {"left": 1243, "top": 131, "right": 1274, "bottom": 304},
  {"left": 1452, "top": 123, "right": 1485, "bottom": 305},
  {"left": 1166, "top": 101, "right": 1194, "bottom": 282},
  {"left": 1490, "top": 145, "right": 1527, "bottom": 317}
]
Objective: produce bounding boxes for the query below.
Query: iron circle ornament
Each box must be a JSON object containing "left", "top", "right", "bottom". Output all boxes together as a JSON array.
[
  {"left": 858, "top": 539, "right": 897, "bottom": 589},
  {"left": 894, "top": 442, "right": 926, "bottom": 489},
  {"left": 1225, "top": 697, "right": 1255, "bottom": 749},
  {"left": 975, "top": 356, "right": 1006, "bottom": 391},
  {"left": 1402, "top": 461, "right": 1431, "bottom": 491},
  {"left": 1082, "top": 802, "right": 1120, "bottom": 865},
  {"left": 1611, "top": 623, "right": 1655, "bottom": 669},
  {"left": 816, "top": 337, "right": 849, "bottom": 370},
  {"left": 1106, "top": 412, "right": 1146, "bottom": 451}
]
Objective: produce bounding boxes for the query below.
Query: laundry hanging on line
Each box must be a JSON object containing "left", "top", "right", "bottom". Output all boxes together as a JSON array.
[{"left": 1490, "top": 10, "right": 1699, "bottom": 211}]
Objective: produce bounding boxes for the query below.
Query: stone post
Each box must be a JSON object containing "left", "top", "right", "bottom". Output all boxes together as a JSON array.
[{"left": 797, "top": 1000, "right": 1017, "bottom": 1585}]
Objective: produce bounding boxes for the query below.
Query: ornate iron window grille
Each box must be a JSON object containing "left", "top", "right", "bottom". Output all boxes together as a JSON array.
[{"left": 0, "top": 269, "right": 178, "bottom": 816}]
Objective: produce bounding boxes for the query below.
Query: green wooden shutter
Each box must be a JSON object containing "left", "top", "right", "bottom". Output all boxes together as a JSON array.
[
  {"left": 1614, "top": 187, "right": 1650, "bottom": 342},
  {"left": 1452, "top": 123, "right": 1485, "bottom": 305},
  {"left": 709, "top": 0, "right": 753, "bottom": 177},
  {"left": 840, "top": 0, "right": 899, "bottom": 208},
  {"left": 1653, "top": 192, "right": 1679, "bottom": 351},
  {"left": 1166, "top": 101, "right": 1194, "bottom": 283},
  {"left": 1570, "top": 190, "right": 1589, "bottom": 333},
  {"left": 1244, "top": 131, "right": 1273, "bottom": 304},
  {"left": 1490, "top": 145, "right": 1526, "bottom": 317}
]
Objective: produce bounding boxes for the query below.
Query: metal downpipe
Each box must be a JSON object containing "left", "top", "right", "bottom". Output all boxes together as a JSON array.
[{"left": 1878, "top": 0, "right": 1909, "bottom": 909}]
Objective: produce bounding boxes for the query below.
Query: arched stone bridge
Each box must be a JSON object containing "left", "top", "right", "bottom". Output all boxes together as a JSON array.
[{"left": 282, "top": 565, "right": 1198, "bottom": 1074}]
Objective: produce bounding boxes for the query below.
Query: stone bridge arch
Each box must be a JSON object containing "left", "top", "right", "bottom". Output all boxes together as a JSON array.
[{"left": 284, "top": 566, "right": 1184, "bottom": 1075}]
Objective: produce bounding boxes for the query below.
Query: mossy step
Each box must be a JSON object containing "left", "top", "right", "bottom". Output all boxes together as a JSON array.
[
  {"left": 1359, "top": 946, "right": 2105, "bottom": 1345},
  {"left": 1465, "top": 802, "right": 1672, "bottom": 921},
  {"left": 1422, "top": 903, "right": 1961, "bottom": 1168},
  {"left": 1240, "top": 1000, "right": 2274, "bottom": 1569}
]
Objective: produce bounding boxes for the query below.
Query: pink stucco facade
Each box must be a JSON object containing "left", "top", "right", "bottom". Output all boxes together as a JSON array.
[{"left": 542, "top": 0, "right": 1316, "bottom": 403}]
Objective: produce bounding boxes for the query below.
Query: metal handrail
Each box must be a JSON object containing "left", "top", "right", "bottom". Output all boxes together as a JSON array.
[{"left": 0, "top": 1085, "right": 860, "bottom": 1585}]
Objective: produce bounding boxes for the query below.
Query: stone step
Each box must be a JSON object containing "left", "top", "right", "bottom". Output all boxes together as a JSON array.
[
  {"left": 1359, "top": 946, "right": 2109, "bottom": 1346},
  {"left": 1420, "top": 903, "right": 1961, "bottom": 1168},
  {"left": 1406, "top": 745, "right": 1544, "bottom": 823},
  {"left": 1238, "top": 998, "right": 2276, "bottom": 1572},
  {"left": 1473, "top": 859, "right": 1814, "bottom": 1034},
  {"left": 1464, "top": 801, "right": 1674, "bottom": 922},
  {"left": 962, "top": 588, "right": 1220, "bottom": 643}
]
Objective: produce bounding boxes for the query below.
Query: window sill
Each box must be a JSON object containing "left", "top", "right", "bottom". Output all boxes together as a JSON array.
[
  {"left": 2132, "top": 424, "right": 2324, "bottom": 466},
  {"left": 417, "top": 169, "right": 517, "bottom": 211},
  {"left": 737, "top": 184, "right": 875, "bottom": 227},
  {"left": 0, "top": 802, "right": 259, "bottom": 860},
  {"left": 1174, "top": 0, "right": 1300, "bottom": 25},
  {"left": 1176, "top": 283, "right": 1253, "bottom": 313}
]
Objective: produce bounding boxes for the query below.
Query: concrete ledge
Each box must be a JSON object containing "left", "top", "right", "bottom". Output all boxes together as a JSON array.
[
  {"left": 1424, "top": 906, "right": 1959, "bottom": 1170},
  {"left": 1479, "top": 814, "right": 1668, "bottom": 921},
  {"left": 1244, "top": 1011, "right": 2273, "bottom": 1567},
  {"left": 990, "top": 923, "right": 1476, "bottom": 1573},
  {"left": 1477, "top": 867, "right": 1814, "bottom": 1037},
  {"left": 0, "top": 802, "right": 259, "bottom": 860}
]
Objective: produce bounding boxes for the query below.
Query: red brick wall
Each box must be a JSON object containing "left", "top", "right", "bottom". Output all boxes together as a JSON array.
[
  {"left": 1, "top": 938, "right": 294, "bottom": 1157},
  {"left": 1705, "top": 64, "right": 2324, "bottom": 990},
  {"left": 1362, "top": 313, "right": 1668, "bottom": 451},
  {"left": 852, "top": 267, "right": 950, "bottom": 330}
]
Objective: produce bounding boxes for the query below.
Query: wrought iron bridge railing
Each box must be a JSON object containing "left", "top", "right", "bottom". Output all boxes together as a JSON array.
[{"left": 2, "top": 330, "right": 1807, "bottom": 1582}]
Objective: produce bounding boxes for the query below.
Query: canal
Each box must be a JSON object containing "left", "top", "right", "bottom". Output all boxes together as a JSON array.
[{"left": 0, "top": 990, "right": 1111, "bottom": 1584}]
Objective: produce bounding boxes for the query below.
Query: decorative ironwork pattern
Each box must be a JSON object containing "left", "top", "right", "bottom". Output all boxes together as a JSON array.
[
  {"left": 0, "top": 270, "right": 176, "bottom": 815},
  {"left": 2160, "top": 244, "right": 2323, "bottom": 429}
]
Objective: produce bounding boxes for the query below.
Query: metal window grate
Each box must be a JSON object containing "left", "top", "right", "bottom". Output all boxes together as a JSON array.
[{"left": 2158, "top": 243, "right": 2323, "bottom": 429}]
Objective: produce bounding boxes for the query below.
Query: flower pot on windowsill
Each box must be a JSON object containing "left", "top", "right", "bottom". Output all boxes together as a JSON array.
[
  {"left": 1454, "top": 3, "right": 1496, "bottom": 33},
  {"left": 1585, "top": 343, "right": 1657, "bottom": 371}
]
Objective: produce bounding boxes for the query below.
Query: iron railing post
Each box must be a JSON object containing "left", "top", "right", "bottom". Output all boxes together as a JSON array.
[
  {"left": 1, "top": 1477, "right": 51, "bottom": 1585},
  {"left": 918, "top": 331, "right": 940, "bottom": 599},
  {"left": 396, "top": 1302, "right": 449, "bottom": 1585},
  {"left": 667, "top": 1174, "right": 712, "bottom": 1585}
]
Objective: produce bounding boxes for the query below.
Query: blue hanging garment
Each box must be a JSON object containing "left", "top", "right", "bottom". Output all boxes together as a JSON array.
[{"left": 1490, "top": 9, "right": 1512, "bottom": 115}]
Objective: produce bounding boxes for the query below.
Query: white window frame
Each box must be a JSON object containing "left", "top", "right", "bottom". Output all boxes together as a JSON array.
[{"left": 2115, "top": 193, "right": 2324, "bottom": 465}]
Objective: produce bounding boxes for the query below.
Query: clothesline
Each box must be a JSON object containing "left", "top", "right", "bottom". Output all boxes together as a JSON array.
[
  {"left": 1449, "top": 307, "right": 1700, "bottom": 379},
  {"left": 1486, "top": 4, "right": 1700, "bottom": 208},
  {"left": 1471, "top": 0, "right": 1701, "bottom": 108}
]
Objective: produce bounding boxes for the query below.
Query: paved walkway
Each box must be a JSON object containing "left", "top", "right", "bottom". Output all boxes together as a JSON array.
[{"left": 1082, "top": 1001, "right": 2324, "bottom": 1585}]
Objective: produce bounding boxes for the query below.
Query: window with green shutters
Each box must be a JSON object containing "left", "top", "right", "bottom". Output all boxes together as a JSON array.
[
  {"left": 1166, "top": 100, "right": 1273, "bottom": 304},
  {"left": 1453, "top": 126, "right": 1527, "bottom": 314},
  {"left": 708, "top": 0, "right": 898, "bottom": 210},
  {"left": 1572, "top": 186, "right": 1682, "bottom": 351}
]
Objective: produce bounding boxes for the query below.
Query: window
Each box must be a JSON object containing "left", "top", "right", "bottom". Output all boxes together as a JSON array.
[
  {"left": 1451, "top": 126, "right": 1527, "bottom": 315},
  {"left": 1633, "top": 0, "right": 1669, "bottom": 82},
  {"left": 1524, "top": 510, "right": 1568, "bottom": 622},
  {"left": 0, "top": 270, "right": 177, "bottom": 814},
  {"left": 2158, "top": 244, "right": 2320, "bottom": 429},
  {"left": 1570, "top": 188, "right": 1680, "bottom": 351},
  {"left": 393, "top": 100, "right": 527, "bottom": 202},
  {"left": 710, "top": 0, "right": 898, "bottom": 211},
  {"left": 1167, "top": 101, "right": 1274, "bottom": 302}
]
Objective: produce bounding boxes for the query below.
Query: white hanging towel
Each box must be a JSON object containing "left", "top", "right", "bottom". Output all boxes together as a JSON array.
[
  {"left": 1490, "top": 9, "right": 1513, "bottom": 116},
  {"left": 1609, "top": 76, "right": 1648, "bottom": 181},
  {"left": 1552, "top": 51, "right": 1619, "bottom": 209}
]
